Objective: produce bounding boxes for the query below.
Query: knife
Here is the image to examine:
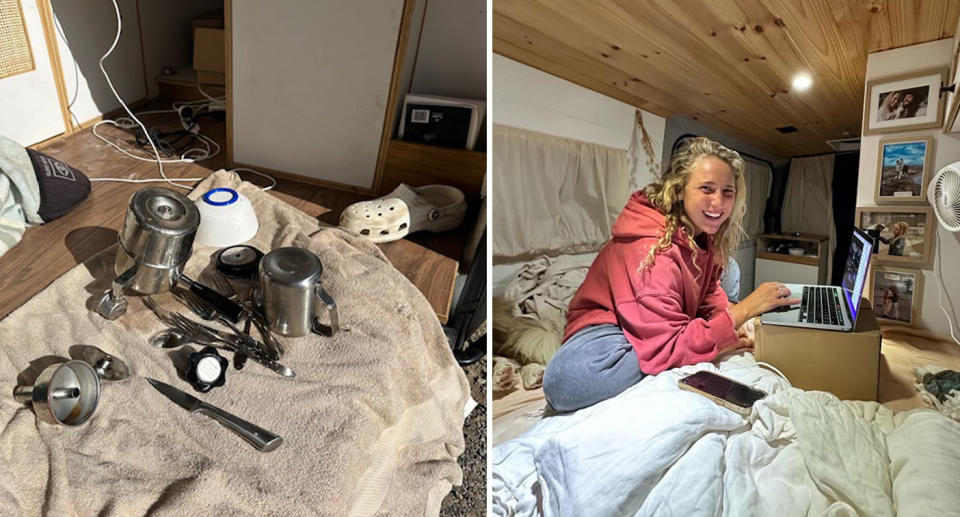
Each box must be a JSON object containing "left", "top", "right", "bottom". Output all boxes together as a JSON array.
[{"left": 146, "top": 378, "right": 283, "bottom": 452}]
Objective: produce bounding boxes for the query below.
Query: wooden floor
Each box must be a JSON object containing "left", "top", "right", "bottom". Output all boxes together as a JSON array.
[{"left": 0, "top": 101, "right": 461, "bottom": 322}]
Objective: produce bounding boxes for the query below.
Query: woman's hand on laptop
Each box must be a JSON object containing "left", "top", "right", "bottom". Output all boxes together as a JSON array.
[{"left": 731, "top": 282, "right": 801, "bottom": 328}]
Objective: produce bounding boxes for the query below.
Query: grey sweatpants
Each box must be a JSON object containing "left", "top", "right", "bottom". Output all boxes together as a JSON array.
[{"left": 542, "top": 323, "right": 646, "bottom": 412}]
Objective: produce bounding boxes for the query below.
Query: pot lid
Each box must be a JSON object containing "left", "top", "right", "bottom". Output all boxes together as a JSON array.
[
  {"left": 260, "top": 247, "right": 322, "bottom": 286},
  {"left": 130, "top": 187, "right": 200, "bottom": 236}
]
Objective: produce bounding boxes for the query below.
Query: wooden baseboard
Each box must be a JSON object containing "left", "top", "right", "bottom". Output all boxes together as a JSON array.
[
  {"left": 30, "top": 97, "right": 150, "bottom": 150},
  {"left": 75, "top": 98, "right": 150, "bottom": 130}
]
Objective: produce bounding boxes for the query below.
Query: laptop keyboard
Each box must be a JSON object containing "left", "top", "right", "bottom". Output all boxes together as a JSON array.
[{"left": 798, "top": 286, "right": 845, "bottom": 326}]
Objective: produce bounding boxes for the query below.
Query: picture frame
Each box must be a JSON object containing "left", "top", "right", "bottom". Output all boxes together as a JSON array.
[
  {"left": 944, "top": 23, "right": 960, "bottom": 133},
  {"left": 855, "top": 206, "right": 934, "bottom": 266},
  {"left": 874, "top": 136, "right": 933, "bottom": 204},
  {"left": 862, "top": 68, "right": 947, "bottom": 135},
  {"left": 866, "top": 264, "right": 923, "bottom": 327}
]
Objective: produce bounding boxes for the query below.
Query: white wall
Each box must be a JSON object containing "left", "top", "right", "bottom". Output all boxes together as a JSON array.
[
  {"left": 491, "top": 54, "right": 666, "bottom": 295},
  {"left": 393, "top": 0, "right": 429, "bottom": 135},
  {"left": 0, "top": 0, "right": 66, "bottom": 145},
  {"left": 51, "top": 0, "right": 144, "bottom": 125},
  {"left": 409, "top": 0, "right": 485, "bottom": 101},
  {"left": 858, "top": 38, "right": 960, "bottom": 339},
  {"left": 393, "top": 0, "right": 485, "bottom": 137},
  {"left": 492, "top": 54, "right": 665, "bottom": 187},
  {"left": 231, "top": 0, "right": 404, "bottom": 190}
]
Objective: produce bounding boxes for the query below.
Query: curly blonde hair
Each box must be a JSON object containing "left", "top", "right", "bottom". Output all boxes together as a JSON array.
[
  {"left": 640, "top": 137, "right": 747, "bottom": 277},
  {"left": 892, "top": 221, "right": 909, "bottom": 236}
]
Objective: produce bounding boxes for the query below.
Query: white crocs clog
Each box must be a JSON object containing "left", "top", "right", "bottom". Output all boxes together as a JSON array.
[{"left": 339, "top": 183, "right": 467, "bottom": 243}]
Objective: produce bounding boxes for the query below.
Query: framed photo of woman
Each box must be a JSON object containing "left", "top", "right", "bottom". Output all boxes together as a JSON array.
[
  {"left": 867, "top": 265, "right": 922, "bottom": 326},
  {"left": 855, "top": 206, "right": 934, "bottom": 266},
  {"left": 874, "top": 136, "right": 933, "bottom": 204},
  {"left": 862, "top": 68, "right": 947, "bottom": 135}
]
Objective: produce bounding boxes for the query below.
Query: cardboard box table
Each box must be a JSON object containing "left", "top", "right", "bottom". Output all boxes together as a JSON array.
[{"left": 754, "top": 299, "right": 881, "bottom": 401}]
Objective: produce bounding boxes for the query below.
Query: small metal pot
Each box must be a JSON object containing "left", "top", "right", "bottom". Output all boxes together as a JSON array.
[
  {"left": 258, "top": 247, "right": 339, "bottom": 337},
  {"left": 115, "top": 187, "right": 200, "bottom": 294},
  {"left": 96, "top": 187, "right": 200, "bottom": 320},
  {"left": 13, "top": 361, "right": 101, "bottom": 426}
]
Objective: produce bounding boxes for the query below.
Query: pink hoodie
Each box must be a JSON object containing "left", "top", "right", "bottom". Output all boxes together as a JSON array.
[{"left": 563, "top": 191, "right": 737, "bottom": 375}]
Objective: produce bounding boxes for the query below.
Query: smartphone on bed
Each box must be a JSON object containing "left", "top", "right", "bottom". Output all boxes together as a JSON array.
[{"left": 678, "top": 371, "right": 767, "bottom": 416}]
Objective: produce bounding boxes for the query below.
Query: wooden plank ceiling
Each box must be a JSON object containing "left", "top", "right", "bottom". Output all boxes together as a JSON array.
[{"left": 493, "top": 0, "right": 960, "bottom": 157}]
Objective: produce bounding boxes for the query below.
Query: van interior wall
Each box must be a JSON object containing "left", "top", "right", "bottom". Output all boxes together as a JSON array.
[
  {"left": 392, "top": 0, "right": 486, "bottom": 136},
  {"left": 51, "top": 0, "right": 144, "bottom": 125},
  {"left": 50, "top": 0, "right": 222, "bottom": 126},
  {"left": 857, "top": 38, "right": 960, "bottom": 338}
]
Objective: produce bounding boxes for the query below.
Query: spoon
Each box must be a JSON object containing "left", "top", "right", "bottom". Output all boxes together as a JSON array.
[
  {"left": 147, "top": 328, "right": 295, "bottom": 378},
  {"left": 149, "top": 328, "right": 215, "bottom": 349}
]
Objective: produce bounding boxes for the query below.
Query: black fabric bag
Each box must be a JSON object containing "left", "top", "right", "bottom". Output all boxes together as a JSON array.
[{"left": 24, "top": 148, "right": 91, "bottom": 222}]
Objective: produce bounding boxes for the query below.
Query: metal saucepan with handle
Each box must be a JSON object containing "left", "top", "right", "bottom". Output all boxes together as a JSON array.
[
  {"left": 95, "top": 187, "right": 244, "bottom": 322},
  {"left": 257, "top": 247, "right": 339, "bottom": 337}
]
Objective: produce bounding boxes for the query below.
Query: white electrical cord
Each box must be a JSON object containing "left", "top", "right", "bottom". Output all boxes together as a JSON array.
[
  {"left": 94, "top": 0, "right": 195, "bottom": 190},
  {"left": 88, "top": 0, "right": 276, "bottom": 193},
  {"left": 756, "top": 361, "right": 791, "bottom": 384},
  {"left": 91, "top": 117, "right": 221, "bottom": 163},
  {"left": 933, "top": 231, "right": 960, "bottom": 345},
  {"left": 231, "top": 168, "right": 277, "bottom": 191},
  {"left": 196, "top": 82, "right": 224, "bottom": 104}
]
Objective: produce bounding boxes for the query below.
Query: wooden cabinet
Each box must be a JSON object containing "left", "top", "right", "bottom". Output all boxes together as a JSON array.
[
  {"left": 754, "top": 233, "right": 829, "bottom": 288},
  {"left": 379, "top": 139, "right": 485, "bottom": 201}
]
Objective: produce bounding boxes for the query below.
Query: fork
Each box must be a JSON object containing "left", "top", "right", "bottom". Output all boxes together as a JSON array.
[
  {"left": 175, "top": 288, "right": 218, "bottom": 321},
  {"left": 145, "top": 295, "right": 294, "bottom": 377},
  {"left": 208, "top": 270, "right": 239, "bottom": 301},
  {"left": 175, "top": 289, "right": 284, "bottom": 362}
]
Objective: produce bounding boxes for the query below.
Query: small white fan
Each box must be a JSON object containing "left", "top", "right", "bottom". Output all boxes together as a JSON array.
[
  {"left": 928, "top": 162, "right": 960, "bottom": 232},
  {"left": 928, "top": 161, "right": 960, "bottom": 346}
]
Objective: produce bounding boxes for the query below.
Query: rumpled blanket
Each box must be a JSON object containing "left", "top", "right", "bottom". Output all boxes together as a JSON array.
[
  {"left": 492, "top": 354, "right": 960, "bottom": 517},
  {"left": 503, "top": 254, "right": 593, "bottom": 333},
  {"left": 0, "top": 170, "right": 469, "bottom": 516}
]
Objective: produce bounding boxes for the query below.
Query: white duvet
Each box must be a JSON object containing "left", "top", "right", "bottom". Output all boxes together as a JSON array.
[{"left": 491, "top": 355, "right": 960, "bottom": 517}]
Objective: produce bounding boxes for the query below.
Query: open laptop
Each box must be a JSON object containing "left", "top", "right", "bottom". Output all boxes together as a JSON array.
[{"left": 760, "top": 227, "right": 873, "bottom": 332}]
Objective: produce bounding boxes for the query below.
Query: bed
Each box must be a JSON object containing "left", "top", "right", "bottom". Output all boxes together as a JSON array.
[
  {"left": 491, "top": 125, "right": 960, "bottom": 517},
  {"left": 492, "top": 351, "right": 960, "bottom": 517}
]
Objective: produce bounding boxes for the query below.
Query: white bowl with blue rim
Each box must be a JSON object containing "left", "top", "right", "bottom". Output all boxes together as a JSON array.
[{"left": 194, "top": 187, "right": 259, "bottom": 247}]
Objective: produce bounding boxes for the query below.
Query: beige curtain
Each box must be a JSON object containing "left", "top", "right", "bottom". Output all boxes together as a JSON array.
[
  {"left": 782, "top": 154, "right": 836, "bottom": 280},
  {"left": 741, "top": 159, "right": 772, "bottom": 245},
  {"left": 492, "top": 124, "right": 630, "bottom": 261}
]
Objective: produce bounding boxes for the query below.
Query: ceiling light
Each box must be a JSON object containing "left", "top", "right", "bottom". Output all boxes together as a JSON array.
[{"left": 792, "top": 74, "right": 812, "bottom": 91}]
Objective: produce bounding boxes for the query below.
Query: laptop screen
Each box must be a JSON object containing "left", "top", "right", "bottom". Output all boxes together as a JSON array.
[{"left": 841, "top": 227, "right": 873, "bottom": 324}]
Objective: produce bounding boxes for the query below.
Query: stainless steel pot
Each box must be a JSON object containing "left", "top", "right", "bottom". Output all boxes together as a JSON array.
[
  {"left": 115, "top": 187, "right": 200, "bottom": 294},
  {"left": 258, "top": 247, "right": 339, "bottom": 337},
  {"left": 96, "top": 187, "right": 200, "bottom": 320}
]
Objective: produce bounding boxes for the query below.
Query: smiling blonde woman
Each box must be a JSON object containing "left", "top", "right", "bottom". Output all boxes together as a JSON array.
[{"left": 542, "top": 137, "right": 799, "bottom": 412}]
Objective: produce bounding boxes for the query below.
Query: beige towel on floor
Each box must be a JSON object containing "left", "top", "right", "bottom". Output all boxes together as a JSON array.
[{"left": 0, "top": 170, "right": 469, "bottom": 516}]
